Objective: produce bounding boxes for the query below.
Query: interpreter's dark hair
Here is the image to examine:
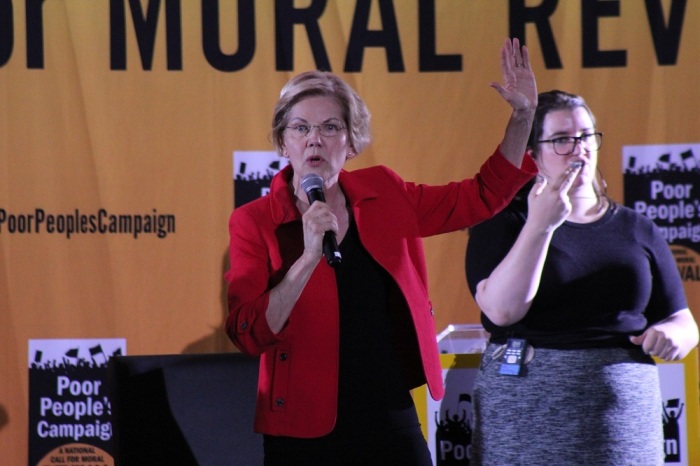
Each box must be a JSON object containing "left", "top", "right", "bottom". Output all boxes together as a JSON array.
[
  {"left": 527, "top": 90, "right": 596, "bottom": 156},
  {"left": 271, "top": 71, "right": 371, "bottom": 156},
  {"left": 528, "top": 90, "right": 607, "bottom": 197}
]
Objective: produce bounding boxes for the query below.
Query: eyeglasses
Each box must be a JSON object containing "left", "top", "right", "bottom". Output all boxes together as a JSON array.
[
  {"left": 537, "top": 132, "right": 603, "bottom": 156},
  {"left": 285, "top": 123, "right": 346, "bottom": 138}
]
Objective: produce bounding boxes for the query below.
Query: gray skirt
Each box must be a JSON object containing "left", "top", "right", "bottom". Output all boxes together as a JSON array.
[{"left": 472, "top": 343, "right": 664, "bottom": 466}]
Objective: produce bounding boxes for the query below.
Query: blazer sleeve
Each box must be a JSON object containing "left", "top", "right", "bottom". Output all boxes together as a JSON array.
[
  {"left": 392, "top": 146, "right": 537, "bottom": 237},
  {"left": 224, "top": 204, "right": 280, "bottom": 356}
]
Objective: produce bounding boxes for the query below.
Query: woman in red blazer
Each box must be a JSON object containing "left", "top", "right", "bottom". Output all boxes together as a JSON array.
[{"left": 225, "top": 38, "right": 538, "bottom": 465}]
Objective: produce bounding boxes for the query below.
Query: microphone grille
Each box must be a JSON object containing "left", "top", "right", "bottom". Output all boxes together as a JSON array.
[{"left": 301, "top": 173, "right": 323, "bottom": 194}]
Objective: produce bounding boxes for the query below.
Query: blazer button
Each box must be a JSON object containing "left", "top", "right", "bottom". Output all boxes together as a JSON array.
[
  {"left": 240, "top": 321, "right": 249, "bottom": 330},
  {"left": 279, "top": 353, "right": 288, "bottom": 361},
  {"left": 275, "top": 398, "right": 285, "bottom": 407},
  {"left": 430, "top": 308, "right": 434, "bottom": 316}
]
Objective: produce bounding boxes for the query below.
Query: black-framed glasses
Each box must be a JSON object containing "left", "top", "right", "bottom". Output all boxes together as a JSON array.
[
  {"left": 537, "top": 132, "right": 603, "bottom": 156},
  {"left": 285, "top": 123, "right": 346, "bottom": 138}
]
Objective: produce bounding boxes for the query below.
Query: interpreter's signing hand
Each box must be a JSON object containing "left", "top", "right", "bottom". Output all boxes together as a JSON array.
[
  {"left": 491, "top": 38, "right": 537, "bottom": 114},
  {"left": 526, "top": 163, "right": 582, "bottom": 233}
]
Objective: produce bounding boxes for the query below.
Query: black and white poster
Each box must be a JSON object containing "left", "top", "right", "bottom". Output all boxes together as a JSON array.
[
  {"left": 233, "top": 151, "right": 289, "bottom": 208},
  {"left": 28, "top": 339, "right": 126, "bottom": 466},
  {"left": 623, "top": 143, "right": 700, "bottom": 282}
]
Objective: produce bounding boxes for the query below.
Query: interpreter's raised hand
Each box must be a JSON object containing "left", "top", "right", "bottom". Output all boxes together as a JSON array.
[
  {"left": 301, "top": 201, "right": 337, "bottom": 262},
  {"left": 526, "top": 163, "right": 582, "bottom": 233},
  {"left": 491, "top": 38, "right": 537, "bottom": 115}
]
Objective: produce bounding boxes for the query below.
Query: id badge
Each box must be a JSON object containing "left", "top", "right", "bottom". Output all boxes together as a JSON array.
[{"left": 498, "top": 338, "right": 528, "bottom": 376}]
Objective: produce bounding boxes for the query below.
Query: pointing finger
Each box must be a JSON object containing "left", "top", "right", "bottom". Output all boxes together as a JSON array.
[{"left": 558, "top": 161, "right": 582, "bottom": 193}]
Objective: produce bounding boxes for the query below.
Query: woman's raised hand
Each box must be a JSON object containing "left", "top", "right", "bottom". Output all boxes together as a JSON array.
[{"left": 491, "top": 38, "right": 538, "bottom": 114}]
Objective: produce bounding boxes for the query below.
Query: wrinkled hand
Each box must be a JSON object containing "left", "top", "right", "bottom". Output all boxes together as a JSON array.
[
  {"left": 301, "top": 201, "right": 337, "bottom": 261},
  {"left": 526, "top": 163, "right": 582, "bottom": 233},
  {"left": 491, "top": 38, "right": 537, "bottom": 114},
  {"left": 630, "top": 327, "right": 683, "bottom": 361}
]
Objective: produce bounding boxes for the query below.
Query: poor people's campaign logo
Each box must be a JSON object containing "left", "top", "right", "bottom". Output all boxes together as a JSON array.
[
  {"left": 28, "top": 339, "right": 126, "bottom": 466},
  {"left": 623, "top": 143, "right": 700, "bottom": 282}
]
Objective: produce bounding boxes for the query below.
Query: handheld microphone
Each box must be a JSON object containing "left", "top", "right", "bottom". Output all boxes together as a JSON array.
[{"left": 300, "top": 173, "right": 342, "bottom": 267}]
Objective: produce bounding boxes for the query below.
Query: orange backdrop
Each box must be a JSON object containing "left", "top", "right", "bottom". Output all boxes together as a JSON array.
[{"left": 2, "top": 1, "right": 699, "bottom": 463}]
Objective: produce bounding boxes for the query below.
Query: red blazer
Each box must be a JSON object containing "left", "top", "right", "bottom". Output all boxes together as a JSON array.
[{"left": 225, "top": 148, "right": 536, "bottom": 437}]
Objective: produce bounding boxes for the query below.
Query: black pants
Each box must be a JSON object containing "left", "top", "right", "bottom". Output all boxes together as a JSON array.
[{"left": 264, "top": 425, "right": 433, "bottom": 466}]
